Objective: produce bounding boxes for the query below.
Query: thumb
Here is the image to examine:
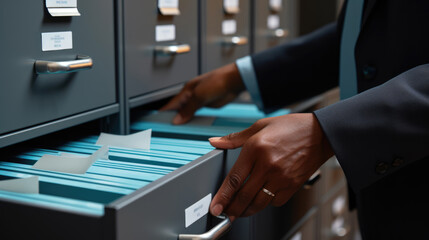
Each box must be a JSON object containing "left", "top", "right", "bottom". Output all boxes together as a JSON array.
[{"left": 209, "top": 121, "right": 264, "bottom": 149}]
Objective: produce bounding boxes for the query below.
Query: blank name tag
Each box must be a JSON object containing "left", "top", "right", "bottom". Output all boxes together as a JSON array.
[
  {"left": 222, "top": 20, "right": 237, "bottom": 35},
  {"left": 267, "top": 15, "right": 280, "bottom": 29},
  {"left": 156, "top": 25, "right": 176, "bottom": 42}
]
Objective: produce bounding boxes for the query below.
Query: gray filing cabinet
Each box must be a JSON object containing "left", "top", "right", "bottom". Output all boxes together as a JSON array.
[
  {"left": 200, "top": 0, "right": 251, "bottom": 73},
  {"left": 0, "top": 1, "right": 117, "bottom": 137},
  {"left": 123, "top": 0, "right": 199, "bottom": 106},
  {"left": 252, "top": 0, "right": 299, "bottom": 53},
  {"left": 283, "top": 210, "right": 318, "bottom": 240}
]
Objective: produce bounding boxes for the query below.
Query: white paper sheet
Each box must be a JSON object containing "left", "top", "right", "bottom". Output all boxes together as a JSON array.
[
  {"left": 0, "top": 176, "right": 39, "bottom": 194},
  {"left": 32, "top": 145, "right": 108, "bottom": 174},
  {"left": 96, "top": 129, "right": 152, "bottom": 150}
]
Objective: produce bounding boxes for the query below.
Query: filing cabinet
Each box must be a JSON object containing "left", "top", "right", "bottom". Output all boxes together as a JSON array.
[
  {"left": 123, "top": 0, "right": 199, "bottom": 106},
  {"left": 0, "top": 1, "right": 117, "bottom": 138},
  {"left": 252, "top": 0, "right": 299, "bottom": 53},
  {"left": 200, "top": 0, "right": 251, "bottom": 73},
  {"left": 320, "top": 183, "right": 353, "bottom": 240},
  {"left": 0, "top": 1, "right": 357, "bottom": 239},
  {"left": 283, "top": 209, "right": 318, "bottom": 240}
]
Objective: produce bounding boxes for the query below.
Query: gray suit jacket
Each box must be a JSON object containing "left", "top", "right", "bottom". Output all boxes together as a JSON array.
[{"left": 250, "top": 0, "right": 429, "bottom": 239}]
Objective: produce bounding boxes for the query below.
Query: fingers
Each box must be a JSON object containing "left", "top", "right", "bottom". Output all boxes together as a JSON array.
[
  {"left": 209, "top": 145, "right": 257, "bottom": 217},
  {"left": 159, "top": 80, "right": 200, "bottom": 124},
  {"left": 209, "top": 120, "right": 267, "bottom": 149},
  {"left": 159, "top": 81, "right": 196, "bottom": 111},
  {"left": 222, "top": 160, "right": 270, "bottom": 219},
  {"left": 240, "top": 184, "right": 276, "bottom": 217}
]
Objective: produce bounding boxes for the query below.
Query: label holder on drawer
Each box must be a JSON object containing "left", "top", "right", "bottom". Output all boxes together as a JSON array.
[{"left": 45, "top": 0, "right": 81, "bottom": 17}]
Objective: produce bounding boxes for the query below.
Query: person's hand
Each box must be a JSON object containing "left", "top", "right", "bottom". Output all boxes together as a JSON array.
[
  {"left": 160, "top": 63, "right": 245, "bottom": 124},
  {"left": 208, "top": 113, "right": 334, "bottom": 221}
]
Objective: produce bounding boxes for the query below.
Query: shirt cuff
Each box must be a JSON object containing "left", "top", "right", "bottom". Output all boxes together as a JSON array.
[{"left": 236, "top": 56, "right": 264, "bottom": 110}]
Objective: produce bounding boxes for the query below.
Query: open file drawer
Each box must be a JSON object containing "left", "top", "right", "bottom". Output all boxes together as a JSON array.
[
  {"left": 131, "top": 103, "right": 323, "bottom": 240},
  {"left": 0, "top": 0, "right": 116, "bottom": 135},
  {"left": 0, "top": 136, "right": 227, "bottom": 240}
]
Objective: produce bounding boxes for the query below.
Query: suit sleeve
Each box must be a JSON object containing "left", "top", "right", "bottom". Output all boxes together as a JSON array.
[
  {"left": 314, "top": 64, "right": 429, "bottom": 193},
  {"left": 251, "top": 22, "right": 341, "bottom": 112}
]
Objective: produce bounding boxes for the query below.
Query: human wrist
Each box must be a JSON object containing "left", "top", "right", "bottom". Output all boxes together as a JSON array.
[{"left": 311, "top": 113, "right": 335, "bottom": 161}]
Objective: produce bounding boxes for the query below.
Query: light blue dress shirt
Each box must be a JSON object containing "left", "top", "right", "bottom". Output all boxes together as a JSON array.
[{"left": 235, "top": 56, "right": 264, "bottom": 110}]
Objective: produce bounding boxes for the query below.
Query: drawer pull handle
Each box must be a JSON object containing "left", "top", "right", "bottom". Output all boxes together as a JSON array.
[
  {"left": 35, "top": 55, "right": 93, "bottom": 74},
  {"left": 222, "top": 36, "right": 248, "bottom": 46},
  {"left": 178, "top": 214, "right": 231, "bottom": 240},
  {"left": 154, "top": 44, "right": 191, "bottom": 56},
  {"left": 270, "top": 29, "right": 289, "bottom": 38},
  {"left": 303, "top": 169, "right": 321, "bottom": 189}
]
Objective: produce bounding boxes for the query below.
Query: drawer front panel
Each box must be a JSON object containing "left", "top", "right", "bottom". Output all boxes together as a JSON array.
[
  {"left": 284, "top": 211, "right": 317, "bottom": 240},
  {"left": 123, "top": 0, "right": 199, "bottom": 100},
  {"left": 320, "top": 183, "right": 353, "bottom": 240},
  {"left": 0, "top": 1, "right": 116, "bottom": 134},
  {"left": 109, "top": 150, "right": 226, "bottom": 240},
  {"left": 253, "top": 0, "right": 299, "bottom": 53},
  {"left": 202, "top": 0, "right": 251, "bottom": 73}
]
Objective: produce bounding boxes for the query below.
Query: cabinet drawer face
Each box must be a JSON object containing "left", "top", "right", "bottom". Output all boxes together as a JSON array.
[
  {"left": 320, "top": 184, "right": 352, "bottom": 240},
  {"left": 109, "top": 150, "right": 225, "bottom": 240},
  {"left": 123, "top": 0, "right": 199, "bottom": 100},
  {"left": 321, "top": 157, "right": 346, "bottom": 195},
  {"left": 0, "top": 1, "right": 116, "bottom": 135},
  {"left": 253, "top": 0, "right": 298, "bottom": 53},
  {"left": 202, "top": 0, "right": 251, "bottom": 73},
  {"left": 285, "top": 212, "right": 317, "bottom": 240},
  {"left": 0, "top": 135, "right": 225, "bottom": 240}
]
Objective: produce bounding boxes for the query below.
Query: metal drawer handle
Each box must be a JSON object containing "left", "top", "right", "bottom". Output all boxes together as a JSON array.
[
  {"left": 178, "top": 214, "right": 232, "bottom": 240},
  {"left": 222, "top": 36, "right": 248, "bottom": 46},
  {"left": 303, "top": 169, "right": 321, "bottom": 189},
  {"left": 270, "top": 29, "right": 289, "bottom": 38},
  {"left": 154, "top": 44, "right": 191, "bottom": 56},
  {"left": 35, "top": 55, "right": 93, "bottom": 74},
  {"left": 331, "top": 226, "right": 350, "bottom": 238}
]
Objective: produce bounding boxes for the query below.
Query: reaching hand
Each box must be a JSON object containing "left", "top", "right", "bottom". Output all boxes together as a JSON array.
[
  {"left": 208, "top": 113, "right": 334, "bottom": 221},
  {"left": 160, "top": 63, "right": 245, "bottom": 124}
]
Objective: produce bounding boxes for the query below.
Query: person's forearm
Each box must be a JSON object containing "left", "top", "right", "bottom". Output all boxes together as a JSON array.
[{"left": 314, "top": 64, "right": 429, "bottom": 193}]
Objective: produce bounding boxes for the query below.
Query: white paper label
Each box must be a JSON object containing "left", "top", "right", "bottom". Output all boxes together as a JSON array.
[
  {"left": 42, "top": 31, "right": 73, "bottom": 51},
  {"left": 32, "top": 145, "right": 108, "bottom": 174},
  {"left": 158, "top": 0, "right": 178, "bottom": 8},
  {"left": 222, "top": 20, "right": 237, "bottom": 35},
  {"left": 185, "top": 194, "right": 212, "bottom": 228},
  {"left": 267, "top": 15, "right": 280, "bottom": 29},
  {"left": 46, "top": 0, "right": 77, "bottom": 8},
  {"left": 156, "top": 25, "right": 176, "bottom": 42},
  {"left": 96, "top": 129, "right": 152, "bottom": 150},
  {"left": 332, "top": 195, "right": 346, "bottom": 215},
  {"left": 224, "top": 0, "right": 239, "bottom": 9},
  {"left": 290, "top": 232, "right": 302, "bottom": 240},
  {"left": 0, "top": 176, "right": 39, "bottom": 194},
  {"left": 269, "top": 0, "right": 282, "bottom": 9}
]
